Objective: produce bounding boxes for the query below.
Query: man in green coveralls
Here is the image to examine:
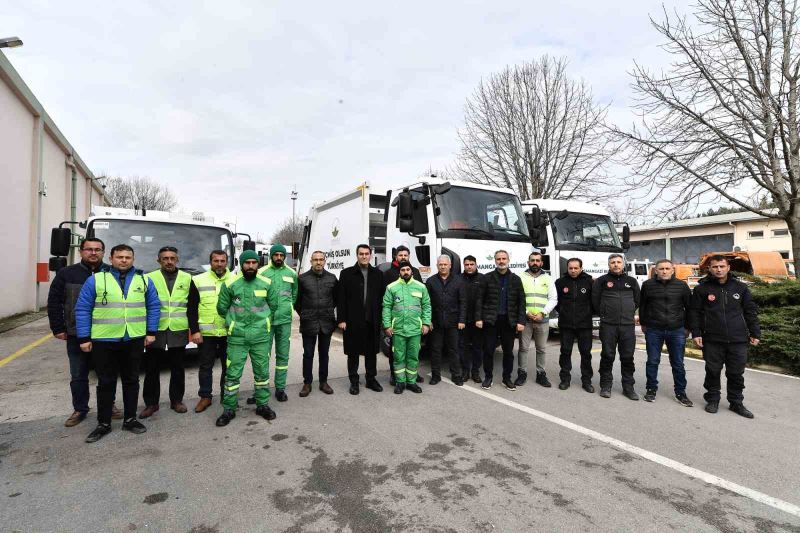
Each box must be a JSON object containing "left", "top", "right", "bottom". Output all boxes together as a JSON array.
[
  {"left": 382, "top": 261, "right": 432, "bottom": 394},
  {"left": 215, "top": 250, "right": 277, "bottom": 426},
  {"left": 254, "top": 244, "right": 298, "bottom": 403}
]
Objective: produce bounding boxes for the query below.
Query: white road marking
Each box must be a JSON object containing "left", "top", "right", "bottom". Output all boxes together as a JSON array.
[{"left": 446, "top": 378, "right": 800, "bottom": 519}]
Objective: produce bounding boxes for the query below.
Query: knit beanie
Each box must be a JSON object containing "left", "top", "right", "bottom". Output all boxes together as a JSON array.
[
  {"left": 270, "top": 243, "right": 287, "bottom": 258},
  {"left": 240, "top": 250, "right": 259, "bottom": 264}
]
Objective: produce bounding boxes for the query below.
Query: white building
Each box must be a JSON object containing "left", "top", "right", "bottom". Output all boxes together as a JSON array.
[
  {"left": 1, "top": 50, "right": 107, "bottom": 318},
  {"left": 628, "top": 211, "right": 793, "bottom": 264}
]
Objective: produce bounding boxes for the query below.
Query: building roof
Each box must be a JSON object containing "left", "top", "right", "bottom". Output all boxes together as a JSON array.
[
  {"left": 520, "top": 198, "right": 611, "bottom": 216},
  {"left": 630, "top": 210, "right": 778, "bottom": 233}
]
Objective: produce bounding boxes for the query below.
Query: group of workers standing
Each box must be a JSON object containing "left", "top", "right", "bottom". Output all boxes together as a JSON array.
[{"left": 47, "top": 239, "right": 761, "bottom": 444}]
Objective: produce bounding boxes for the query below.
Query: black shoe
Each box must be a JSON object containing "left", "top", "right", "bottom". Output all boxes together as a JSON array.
[
  {"left": 389, "top": 374, "right": 396, "bottom": 386},
  {"left": 675, "top": 394, "right": 693, "bottom": 407},
  {"left": 558, "top": 380, "right": 570, "bottom": 390},
  {"left": 216, "top": 410, "right": 236, "bottom": 426},
  {"left": 471, "top": 370, "right": 481, "bottom": 383},
  {"left": 394, "top": 383, "right": 405, "bottom": 395},
  {"left": 122, "top": 418, "right": 147, "bottom": 434},
  {"left": 246, "top": 396, "right": 256, "bottom": 405},
  {"left": 256, "top": 405, "right": 277, "bottom": 420},
  {"left": 535, "top": 372, "right": 551, "bottom": 388},
  {"left": 416, "top": 374, "right": 424, "bottom": 383},
  {"left": 514, "top": 370, "right": 528, "bottom": 387},
  {"left": 407, "top": 384, "right": 422, "bottom": 393},
  {"left": 623, "top": 389, "right": 640, "bottom": 401},
  {"left": 275, "top": 389, "right": 288, "bottom": 402},
  {"left": 729, "top": 403, "right": 754, "bottom": 419},
  {"left": 705, "top": 401, "right": 719, "bottom": 414},
  {"left": 502, "top": 378, "right": 517, "bottom": 391},
  {"left": 599, "top": 388, "right": 611, "bottom": 398},
  {"left": 429, "top": 375, "right": 441, "bottom": 385},
  {"left": 349, "top": 383, "right": 360, "bottom": 395},
  {"left": 452, "top": 376, "right": 464, "bottom": 386},
  {"left": 366, "top": 379, "right": 383, "bottom": 392},
  {"left": 582, "top": 383, "right": 595, "bottom": 394},
  {"left": 481, "top": 377, "right": 492, "bottom": 389},
  {"left": 644, "top": 389, "right": 656, "bottom": 402},
  {"left": 85, "top": 423, "right": 111, "bottom": 443}
]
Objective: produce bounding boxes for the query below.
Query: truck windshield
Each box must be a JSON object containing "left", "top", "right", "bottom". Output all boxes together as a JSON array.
[
  {"left": 550, "top": 212, "right": 622, "bottom": 251},
  {"left": 88, "top": 219, "right": 234, "bottom": 274},
  {"left": 435, "top": 186, "right": 530, "bottom": 242}
]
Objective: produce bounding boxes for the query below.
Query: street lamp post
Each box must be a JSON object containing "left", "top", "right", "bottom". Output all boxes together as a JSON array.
[
  {"left": 0, "top": 37, "right": 24, "bottom": 49},
  {"left": 291, "top": 187, "right": 298, "bottom": 232}
]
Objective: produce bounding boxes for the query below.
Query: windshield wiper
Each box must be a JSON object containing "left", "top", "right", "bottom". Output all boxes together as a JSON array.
[
  {"left": 495, "top": 227, "right": 527, "bottom": 236},
  {"left": 456, "top": 226, "right": 495, "bottom": 238}
]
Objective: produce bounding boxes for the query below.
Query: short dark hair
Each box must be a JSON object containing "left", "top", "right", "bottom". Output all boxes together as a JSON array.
[
  {"left": 654, "top": 258, "right": 673, "bottom": 267},
  {"left": 158, "top": 246, "right": 178, "bottom": 257},
  {"left": 395, "top": 245, "right": 410, "bottom": 258},
  {"left": 356, "top": 244, "right": 371, "bottom": 254},
  {"left": 80, "top": 237, "right": 105, "bottom": 251},
  {"left": 464, "top": 255, "right": 477, "bottom": 263},
  {"left": 529, "top": 251, "right": 543, "bottom": 260},
  {"left": 209, "top": 249, "right": 228, "bottom": 261},
  {"left": 707, "top": 255, "right": 730, "bottom": 265},
  {"left": 311, "top": 250, "right": 326, "bottom": 259},
  {"left": 110, "top": 244, "right": 134, "bottom": 257},
  {"left": 567, "top": 257, "right": 583, "bottom": 267},
  {"left": 608, "top": 253, "right": 624, "bottom": 264}
]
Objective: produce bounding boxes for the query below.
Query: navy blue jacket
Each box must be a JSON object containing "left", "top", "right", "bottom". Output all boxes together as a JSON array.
[
  {"left": 689, "top": 275, "right": 760, "bottom": 343},
  {"left": 47, "top": 261, "right": 107, "bottom": 336}
]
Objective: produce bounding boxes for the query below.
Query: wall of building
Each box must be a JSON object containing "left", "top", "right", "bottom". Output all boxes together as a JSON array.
[{"left": 732, "top": 219, "right": 793, "bottom": 258}]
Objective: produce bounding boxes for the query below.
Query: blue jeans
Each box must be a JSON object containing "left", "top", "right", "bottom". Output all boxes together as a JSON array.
[
  {"left": 644, "top": 328, "right": 687, "bottom": 394},
  {"left": 66, "top": 336, "right": 91, "bottom": 414}
]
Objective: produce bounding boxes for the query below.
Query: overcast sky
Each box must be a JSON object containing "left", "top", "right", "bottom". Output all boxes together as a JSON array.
[{"left": 3, "top": 0, "right": 684, "bottom": 239}]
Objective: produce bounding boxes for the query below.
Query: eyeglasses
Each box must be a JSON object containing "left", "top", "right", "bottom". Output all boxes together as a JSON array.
[{"left": 82, "top": 247, "right": 104, "bottom": 253}]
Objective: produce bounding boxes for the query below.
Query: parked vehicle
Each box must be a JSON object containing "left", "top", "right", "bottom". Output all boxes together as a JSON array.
[{"left": 687, "top": 251, "right": 790, "bottom": 286}]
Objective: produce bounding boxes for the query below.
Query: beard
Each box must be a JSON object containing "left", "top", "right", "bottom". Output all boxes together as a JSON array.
[
  {"left": 242, "top": 269, "right": 257, "bottom": 280},
  {"left": 529, "top": 265, "right": 541, "bottom": 273}
]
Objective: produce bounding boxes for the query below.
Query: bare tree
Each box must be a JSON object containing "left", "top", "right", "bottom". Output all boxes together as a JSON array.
[
  {"left": 270, "top": 217, "right": 304, "bottom": 245},
  {"left": 614, "top": 0, "right": 800, "bottom": 277},
  {"left": 99, "top": 175, "right": 178, "bottom": 212},
  {"left": 455, "top": 56, "right": 619, "bottom": 201}
]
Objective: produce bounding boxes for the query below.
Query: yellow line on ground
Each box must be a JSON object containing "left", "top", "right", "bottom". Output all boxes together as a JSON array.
[{"left": 0, "top": 333, "right": 53, "bottom": 369}]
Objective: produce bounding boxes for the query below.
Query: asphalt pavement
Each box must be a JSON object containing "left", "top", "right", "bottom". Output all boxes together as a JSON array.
[{"left": 1, "top": 318, "right": 799, "bottom": 532}]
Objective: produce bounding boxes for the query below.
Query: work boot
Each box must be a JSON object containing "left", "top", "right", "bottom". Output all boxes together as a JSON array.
[
  {"left": 111, "top": 403, "right": 123, "bottom": 420},
  {"left": 194, "top": 398, "right": 213, "bottom": 413},
  {"left": 256, "top": 405, "right": 277, "bottom": 420},
  {"left": 299, "top": 384, "right": 312, "bottom": 397},
  {"left": 171, "top": 401, "right": 188, "bottom": 413},
  {"left": 394, "top": 383, "right": 405, "bottom": 395},
  {"left": 85, "top": 423, "right": 111, "bottom": 443},
  {"left": 349, "top": 383, "right": 360, "bottom": 395},
  {"left": 406, "top": 383, "right": 422, "bottom": 393},
  {"left": 514, "top": 370, "right": 528, "bottom": 387},
  {"left": 246, "top": 396, "right": 256, "bottom": 405},
  {"left": 644, "top": 389, "right": 656, "bottom": 402},
  {"left": 416, "top": 374, "right": 424, "bottom": 383},
  {"left": 471, "top": 370, "right": 481, "bottom": 383},
  {"left": 65, "top": 411, "right": 87, "bottom": 427},
  {"left": 481, "top": 377, "right": 492, "bottom": 389},
  {"left": 623, "top": 388, "right": 640, "bottom": 401},
  {"left": 319, "top": 382, "right": 334, "bottom": 394},
  {"left": 122, "top": 418, "right": 147, "bottom": 434},
  {"left": 599, "top": 388, "right": 611, "bottom": 398},
  {"left": 366, "top": 379, "right": 383, "bottom": 392},
  {"left": 675, "top": 393, "right": 693, "bottom": 407},
  {"left": 138, "top": 405, "right": 159, "bottom": 419},
  {"left": 582, "top": 383, "right": 595, "bottom": 394},
  {"left": 502, "top": 378, "right": 517, "bottom": 391},
  {"left": 535, "top": 372, "right": 551, "bottom": 388},
  {"left": 705, "top": 401, "right": 719, "bottom": 414},
  {"left": 452, "top": 375, "right": 464, "bottom": 386},
  {"left": 729, "top": 403, "right": 754, "bottom": 419},
  {"left": 558, "top": 380, "right": 570, "bottom": 390},
  {"left": 389, "top": 374, "right": 396, "bottom": 387},
  {"left": 429, "top": 374, "right": 441, "bottom": 385},
  {"left": 275, "top": 389, "right": 288, "bottom": 402},
  {"left": 216, "top": 410, "right": 236, "bottom": 426}
]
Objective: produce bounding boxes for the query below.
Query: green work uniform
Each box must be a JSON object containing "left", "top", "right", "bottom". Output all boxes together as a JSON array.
[
  {"left": 258, "top": 263, "right": 298, "bottom": 390},
  {"left": 216, "top": 273, "right": 274, "bottom": 409},
  {"left": 382, "top": 278, "right": 432, "bottom": 384}
]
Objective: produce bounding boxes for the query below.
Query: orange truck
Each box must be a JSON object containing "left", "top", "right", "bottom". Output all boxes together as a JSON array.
[{"left": 686, "top": 251, "right": 789, "bottom": 286}]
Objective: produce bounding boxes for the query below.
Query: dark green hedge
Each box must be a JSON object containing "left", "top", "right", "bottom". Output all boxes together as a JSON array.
[{"left": 749, "top": 280, "right": 800, "bottom": 375}]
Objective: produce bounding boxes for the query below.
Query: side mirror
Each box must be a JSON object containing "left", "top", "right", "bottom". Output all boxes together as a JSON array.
[
  {"left": 622, "top": 225, "right": 630, "bottom": 243},
  {"left": 243, "top": 240, "right": 256, "bottom": 251},
  {"left": 292, "top": 241, "right": 300, "bottom": 264},
  {"left": 529, "top": 227, "right": 541, "bottom": 247},
  {"left": 50, "top": 228, "right": 71, "bottom": 257},
  {"left": 527, "top": 207, "right": 541, "bottom": 228},
  {"left": 49, "top": 256, "right": 67, "bottom": 272},
  {"left": 432, "top": 182, "right": 452, "bottom": 195},
  {"left": 415, "top": 245, "right": 431, "bottom": 267},
  {"left": 397, "top": 192, "right": 414, "bottom": 233}
]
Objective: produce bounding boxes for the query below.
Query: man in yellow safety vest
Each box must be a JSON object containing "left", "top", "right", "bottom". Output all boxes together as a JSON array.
[{"left": 517, "top": 251, "right": 558, "bottom": 388}]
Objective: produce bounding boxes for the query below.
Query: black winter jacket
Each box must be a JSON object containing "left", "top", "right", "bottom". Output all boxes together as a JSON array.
[
  {"left": 296, "top": 269, "right": 338, "bottom": 335},
  {"left": 689, "top": 275, "right": 760, "bottom": 343},
  {"left": 460, "top": 271, "right": 486, "bottom": 324},
  {"left": 425, "top": 274, "right": 467, "bottom": 328},
  {"left": 639, "top": 276, "right": 691, "bottom": 330},
  {"left": 478, "top": 270, "right": 526, "bottom": 327},
  {"left": 554, "top": 272, "right": 594, "bottom": 329},
  {"left": 592, "top": 272, "right": 640, "bottom": 326},
  {"left": 47, "top": 261, "right": 107, "bottom": 336}
]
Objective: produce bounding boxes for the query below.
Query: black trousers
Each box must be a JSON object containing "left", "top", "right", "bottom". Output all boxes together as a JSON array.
[
  {"left": 598, "top": 324, "right": 636, "bottom": 390},
  {"left": 483, "top": 317, "right": 516, "bottom": 380},
  {"left": 302, "top": 332, "right": 331, "bottom": 384},
  {"left": 702, "top": 341, "right": 748, "bottom": 404},
  {"left": 459, "top": 324, "right": 483, "bottom": 373},
  {"left": 429, "top": 326, "right": 461, "bottom": 378},
  {"left": 197, "top": 336, "right": 227, "bottom": 399},
  {"left": 348, "top": 353, "right": 377, "bottom": 384},
  {"left": 92, "top": 339, "right": 144, "bottom": 424},
  {"left": 559, "top": 327, "right": 594, "bottom": 384},
  {"left": 142, "top": 346, "right": 186, "bottom": 407}
]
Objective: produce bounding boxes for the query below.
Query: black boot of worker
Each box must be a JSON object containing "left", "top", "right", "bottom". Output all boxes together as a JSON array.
[{"left": 216, "top": 410, "right": 236, "bottom": 427}]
